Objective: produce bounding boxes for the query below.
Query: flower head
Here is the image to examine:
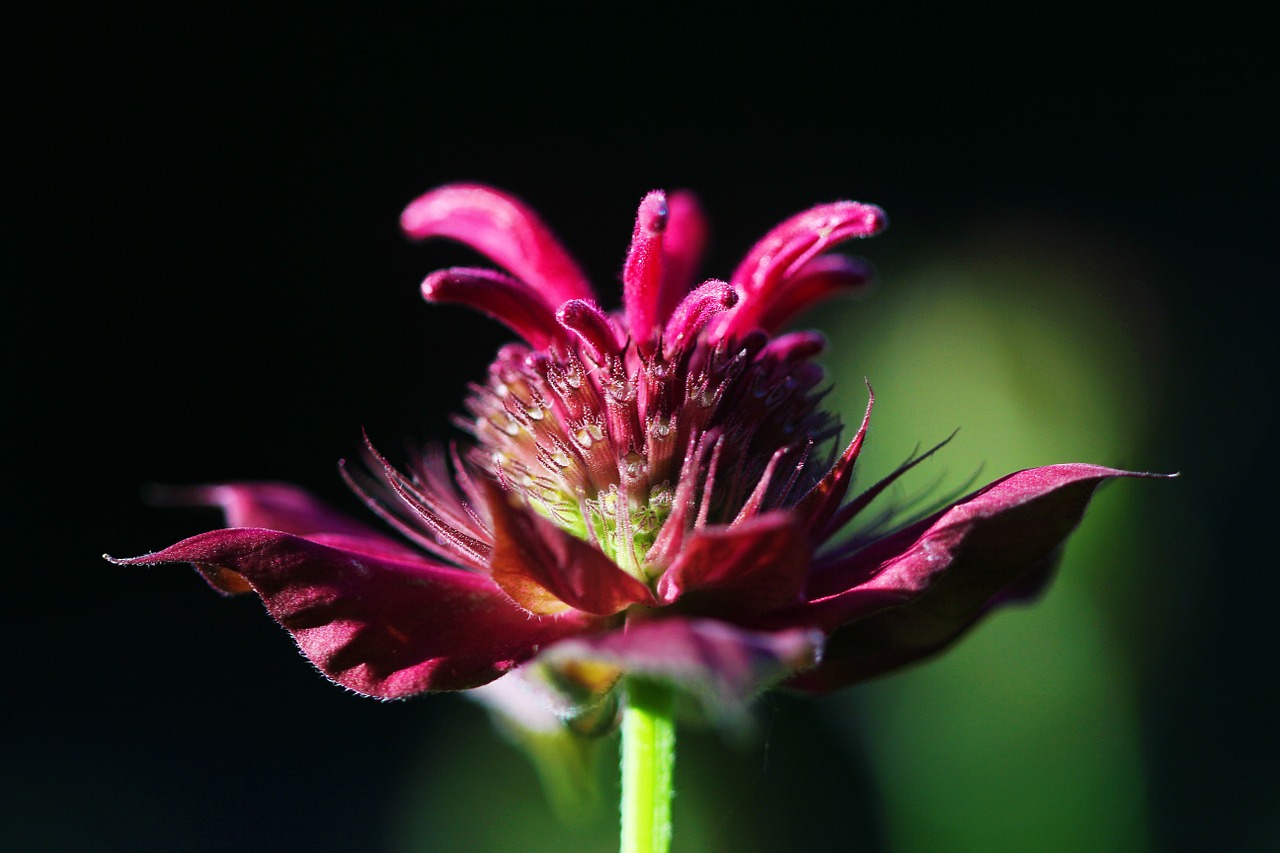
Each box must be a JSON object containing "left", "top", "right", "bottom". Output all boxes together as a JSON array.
[{"left": 112, "top": 185, "right": 1155, "bottom": 721}]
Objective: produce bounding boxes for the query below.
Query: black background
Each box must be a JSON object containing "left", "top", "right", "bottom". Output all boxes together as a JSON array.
[{"left": 12, "top": 6, "right": 1275, "bottom": 851}]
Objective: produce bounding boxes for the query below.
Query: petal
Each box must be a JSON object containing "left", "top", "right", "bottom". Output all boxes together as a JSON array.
[
  {"left": 658, "top": 190, "right": 708, "bottom": 310},
  {"left": 752, "top": 254, "right": 874, "bottom": 333},
  {"left": 655, "top": 512, "right": 810, "bottom": 616},
  {"left": 622, "top": 190, "right": 669, "bottom": 347},
  {"left": 401, "top": 183, "right": 594, "bottom": 305},
  {"left": 782, "top": 464, "right": 1164, "bottom": 691},
  {"left": 537, "top": 618, "right": 823, "bottom": 724},
  {"left": 110, "top": 528, "right": 592, "bottom": 697},
  {"left": 556, "top": 299, "right": 623, "bottom": 361},
  {"left": 759, "top": 329, "right": 828, "bottom": 362},
  {"left": 146, "top": 483, "right": 422, "bottom": 592},
  {"left": 485, "top": 481, "right": 655, "bottom": 617},
  {"left": 422, "top": 267, "right": 565, "bottom": 349},
  {"left": 716, "top": 201, "right": 886, "bottom": 340},
  {"left": 661, "top": 279, "right": 738, "bottom": 357}
]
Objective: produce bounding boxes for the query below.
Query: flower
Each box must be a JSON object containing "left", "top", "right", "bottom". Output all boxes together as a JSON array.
[{"left": 111, "top": 184, "right": 1155, "bottom": 722}]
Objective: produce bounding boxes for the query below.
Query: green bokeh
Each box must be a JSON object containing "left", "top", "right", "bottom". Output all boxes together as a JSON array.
[{"left": 823, "top": 223, "right": 1165, "bottom": 852}]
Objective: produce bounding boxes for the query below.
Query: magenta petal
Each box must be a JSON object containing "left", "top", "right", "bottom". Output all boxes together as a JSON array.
[
  {"left": 786, "top": 464, "right": 1162, "bottom": 691},
  {"left": 485, "top": 482, "right": 655, "bottom": 616},
  {"left": 661, "top": 279, "right": 738, "bottom": 356},
  {"left": 111, "top": 529, "right": 592, "bottom": 697},
  {"left": 656, "top": 512, "right": 810, "bottom": 616},
  {"left": 657, "top": 190, "right": 708, "bottom": 317},
  {"left": 753, "top": 254, "right": 874, "bottom": 333},
  {"left": 422, "top": 267, "right": 564, "bottom": 349},
  {"left": 557, "top": 299, "right": 623, "bottom": 361},
  {"left": 401, "top": 183, "right": 594, "bottom": 305},
  {"left": 759, "top": 330, "right": 828, "bottom": 362},
  {"left": 538, "top": 618, "right": 823, "bottom": 722},
  {"left": 622, "top": 190, "right": 669, "bottom": 346},
  {"left": 716, "top": 201, "right": 886, "bottom": 339}
]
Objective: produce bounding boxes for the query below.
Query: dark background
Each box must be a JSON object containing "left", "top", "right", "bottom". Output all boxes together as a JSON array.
[{"left": 12, "top": 7, "right": 1274, "bottom": 851}]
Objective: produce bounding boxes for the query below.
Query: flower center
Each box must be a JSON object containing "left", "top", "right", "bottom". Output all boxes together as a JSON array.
[{"left": 465, "top": 330, "right": 836, "bottom": 582}]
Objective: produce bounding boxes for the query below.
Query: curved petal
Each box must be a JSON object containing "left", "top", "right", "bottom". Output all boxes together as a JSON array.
[
  {"left": 421, "top": 267, "right": 565, "bottom": 349},
  {"left": 715, "top": 201, "right": 886, "bottom": 340},
  {"left": 401, "top": 183, "right": 594, "bottom": 305},
  {"left": 661, "top": 279, "right": 738, "bottom": 357},
  {"left": 655, "top": 512, "right": 810, "bottom": 616},
  {"left": 557, "top": 299, "right": 623, "bottom": 361},
  {"left": 780, "top": 464, "right": 1165, "bottom": 692},
  {"left": 109, "top": 528, "right": 594, "bottom": 697},
  {"left": 485, "top": 482, "right": 655, "bottom": 617},
  {"left": 752, "top": 254, "right": 874, "bottom": 333},
  {"left": 537, "top": 618, "right": 823, "bottom": 724}
]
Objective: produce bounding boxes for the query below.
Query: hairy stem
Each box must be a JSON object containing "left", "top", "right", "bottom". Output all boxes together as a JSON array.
[{"left": 619, "top": 677, "right": 676, "bottom": 853}]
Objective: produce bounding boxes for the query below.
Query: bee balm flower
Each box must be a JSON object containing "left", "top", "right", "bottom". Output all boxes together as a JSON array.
[{"left": 111, "top": 185, "right": 1153, "bottom": 719}]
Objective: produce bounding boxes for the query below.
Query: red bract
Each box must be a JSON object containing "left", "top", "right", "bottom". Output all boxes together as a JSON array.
[{"left": 111, "top": 185, "right": 1157, "bottom": 718}]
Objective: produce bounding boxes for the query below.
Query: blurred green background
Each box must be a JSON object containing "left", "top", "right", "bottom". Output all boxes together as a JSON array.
[{"left": 13, "top": 6, "right": 1272, "bottom": 852}]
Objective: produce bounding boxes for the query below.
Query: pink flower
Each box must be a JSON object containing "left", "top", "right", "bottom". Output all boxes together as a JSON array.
[{"left": 111, "top": 185, "right": 1155, "bottom": 719}]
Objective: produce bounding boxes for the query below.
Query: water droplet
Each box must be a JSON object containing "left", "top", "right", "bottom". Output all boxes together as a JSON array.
[
  {"left": 648, "top": 416, "right": 674, "bottom": 439},
  {"left": 621, "top": 451, "right": 648, "bottom": 482}
]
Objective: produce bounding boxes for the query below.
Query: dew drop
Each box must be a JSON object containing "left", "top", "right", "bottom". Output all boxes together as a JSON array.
[
  {"left": 648, "top": 416, "right": 674, "bottom": 439},
  {"left": 621, "top": 451, "right": 648, "bottom": 482}
]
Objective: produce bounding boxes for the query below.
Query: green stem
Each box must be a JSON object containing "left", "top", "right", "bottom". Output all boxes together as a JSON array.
[{"left": 620, "top": 677, "right": 676, "bottom": 853}]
